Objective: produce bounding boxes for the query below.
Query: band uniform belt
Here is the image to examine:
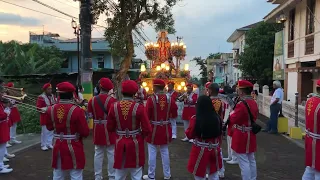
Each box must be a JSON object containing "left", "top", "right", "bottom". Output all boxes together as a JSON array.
[
  {"left": 53, "top": 133, "right": 78, "bottom": 140},
  {"left": 234, "top": 124, "right": 252, "bottom": 133},
  {"left": 193, "top": 139, "right": 219, "bottom": 151},
  {"left": 151, "top": 120, "right": 170, "bottom": 126},
  {"left": 93, "top": 119, "right": 108, "bottom": 124},
  {"left": 184, "top": 105, "right": 195, "bottom": 108},
  {"left": 306, "top": 130, "right": 320, "bottom": 140},
  {"left": 116, "top": 129, "right": 140, "bottom": 138}
]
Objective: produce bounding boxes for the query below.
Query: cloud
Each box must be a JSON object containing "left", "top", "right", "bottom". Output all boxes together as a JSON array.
[{"left": 0, "top": 12, "right": 41, "bottom": 26}]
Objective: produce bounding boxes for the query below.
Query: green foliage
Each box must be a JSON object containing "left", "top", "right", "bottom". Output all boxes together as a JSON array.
[
  {"left": 192, "top": 57, "right": 207, "bottom": 85},
  {"left": 208, "top": 53, "right": 221, "bottom": 59},
  {"left": 92, "top": 0, "right": 182, "bottom": 81},
  {"left": 16, "top": 106, "right": 41, "bottom": 134},
  {"left": 238, "top": 22, "right": 282, "bottom": 85},
  {"left": 0, "top": 41, "right": 65, "bottom": 76}
]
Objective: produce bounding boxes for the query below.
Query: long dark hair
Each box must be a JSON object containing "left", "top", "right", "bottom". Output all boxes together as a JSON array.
[{"left": 195, "top": 95, "right": 221, "bottom": 139}]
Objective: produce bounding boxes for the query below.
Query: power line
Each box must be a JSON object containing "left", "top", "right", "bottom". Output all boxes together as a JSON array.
[
  {"left": 31, "top": 0, "right": 77, "bottom": 19},
  {"left": 53, "top": 0, "right": 79, "bottom": 9},
  {"left": 0, "top": 0, "right": 70, "bottom": 21}
]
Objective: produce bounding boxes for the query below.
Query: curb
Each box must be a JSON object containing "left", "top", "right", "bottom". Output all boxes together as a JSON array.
[{"left": 256, "top": 118, "right": 305, "bottom": 149}]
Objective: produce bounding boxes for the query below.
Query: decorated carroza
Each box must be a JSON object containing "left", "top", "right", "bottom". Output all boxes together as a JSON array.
[{"left": 140, "top": 30, "right": 190, "bottom": 94}]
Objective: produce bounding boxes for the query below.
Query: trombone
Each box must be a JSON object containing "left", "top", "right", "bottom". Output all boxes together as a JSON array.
[
  {"left": 3, "top": 94, "right": 47, "bottom": 113},
  {"left": 4, "top": 87, "right": 38, "bottom": 102}
]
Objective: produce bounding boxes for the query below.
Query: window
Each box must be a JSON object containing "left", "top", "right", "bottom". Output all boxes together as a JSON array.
[
  {"left": 97, "top": 54, "right": 104, "bottom": 68},
  {"left": 306, "top": 0, "right": 315, "bottom": 35},
  {"left": 288, "top": 8, "right": 295, "bottom": 41},
  {"left": 219, "top": 67, "right": 223, "bottom": 73},
  {"left": 61, "top": 58, "right": 69, "bottom": 68}
]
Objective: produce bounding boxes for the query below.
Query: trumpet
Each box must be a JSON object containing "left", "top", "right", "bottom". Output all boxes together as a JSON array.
[
  {"left": 178, "top": 92, "right": 188, "bottom": 101},
  {"left": 4, "top": 86, "right": 37, "bottom": 102}
]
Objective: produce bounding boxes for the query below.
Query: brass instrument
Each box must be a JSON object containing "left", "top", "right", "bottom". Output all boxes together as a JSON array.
[
  {"left": 4, "top": 87, "right": 38, "bottom": 102},
  {"left": 178, "top": 92, "right": 188, "bottom": 101},
  {"left": 3, "top": 94, "right": 46, "bottom": 113}
]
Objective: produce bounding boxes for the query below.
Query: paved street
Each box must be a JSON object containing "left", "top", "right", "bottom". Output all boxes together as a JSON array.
[{"left": 1, "top": 118, "right": 305, "bottom": 180}]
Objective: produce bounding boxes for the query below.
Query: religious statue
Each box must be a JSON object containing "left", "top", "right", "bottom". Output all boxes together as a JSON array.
[
  {"left": 157, "top": 31, "right": 171, "bottom": 64},
  {"left": 274, "top": 58, "right": 282, "bottom": 71}
]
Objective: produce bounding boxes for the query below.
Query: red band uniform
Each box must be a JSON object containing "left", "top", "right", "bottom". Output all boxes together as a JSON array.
[
  {"left": 229, "top": 80, "right": 258, "bottom": 180},
  {"left": 36, "top": 83, "right": 56, "bottom": 151},
  {"left": 186, "top": 115, "right": 222, "bottom": 179},
  {"left": 87, "top": 78, "right": 117, "bottom": 180},
  {"left": 46, "top": 82, "right": 89, "bottom": 179},
  {"left": 180, "top": 83, "right": 198, "bottom": 142},
  {"left": 167, "top": 81, "right": 179, "bottom": 139},
  {"left": 6, "top": 82, "right": 22, "bottom": 144},
  {"left": 210, "top": 93, "right": 226, "bottom": 177},
  {"left": 205, "top": 82, "right": 211, "bottom": 96},
  {"left": 302, "top": 80, "right": 320, "bottom": 179},
  {"left": 0, "top": 92, "right": 13, "bottom": 174},
  {"left": 143, "top": 79, "right": 178, "bottom": 180},
  {"left": 107, "top": 80, "right": 152, "bottom": 179}
]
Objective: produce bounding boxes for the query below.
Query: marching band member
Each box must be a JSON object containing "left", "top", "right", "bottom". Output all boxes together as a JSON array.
[
  {"left": 88, "top": 78, "right": 117, "bottom": 180},
  {"left": 208, "top": 83, "right": 225, "bottom": 178},
  {"left": 36, "top": 83, "right": 56, "bottom": 151},
  {"left": 302, "top": 80, "right": 320, "bottom": 179},
  {"left": 143, "top": 79, "right": 178, "bottom": 180},
  {"left": 167, "top": 81, "right": 179, "bottom": 139},
  {"left": 186, "top": 95, "right": 222, "bottom": 180},
  {"left": 107, "top": 80, "right": 152, "bottom": 180},
  {"left": 229, "top": 80, "right": 258, "bottom": 180},
  {"left": 204, "top": 82, "right": 211, "bottom": 96},
  {"left": 46, "top": 82, "right": 89, "bottom": 180},
  {"left": 135, "top": 78, "right": 147, "bottom": 103},
  {"left": 0, "top": 86, "right": 13, "bottom": 174},
  {"left": 179, "top": 83, "right": 198, "bottom": 142},
  {"left": 6, "top": 82, "right": 22, "bottom": 144}
]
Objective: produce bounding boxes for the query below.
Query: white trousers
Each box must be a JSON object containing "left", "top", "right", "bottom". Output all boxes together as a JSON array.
[
  {"left": 41, "top": 125, "right": 53, "bottom": 147},
  {"left": 194, "top": 168, "right": 219, "bottom": 180},
  {"left": 10, "top": 123, "right": 17, "bottom": 140},
  {"left": 302, "top": 166, "right": 320, "bottom": 180},
  {"left": 183, "top": 120, "right": 190, "bottom": 138},
  {"left": 235, "top": 152, "right": 257, "bottom": 180},
  {"left": 170, "top": 118, "right": 177, "bottom": 138},
  {"left": 219, "top": 149, "right": 225, "bottom": 173},
  {"left": 227, "top": 136, "right": 237, "bottom": 161},
  {"left": 0, "top": 143, "right": 6, "bottom": 169},
  {"left": 53, "top": 154, "right": 83, "bottom": 180},
  {"left": 147, "top": 143, "right": 171, "bottom": 179},
  {"left": 115, "top": 167, "right": 142, "bottom": 180},
  {"left": 94, "top": 145, "right": 115, "bottom": 180}
]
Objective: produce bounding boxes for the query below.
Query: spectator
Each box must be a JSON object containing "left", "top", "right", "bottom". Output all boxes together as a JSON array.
[{"left": 263, "top": 81, "right": 283, "bottom": 134}]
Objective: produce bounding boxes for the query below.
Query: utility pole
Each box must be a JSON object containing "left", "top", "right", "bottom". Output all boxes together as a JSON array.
[{"left": 79, "top": 0, "right": 93, "bottom": 99}]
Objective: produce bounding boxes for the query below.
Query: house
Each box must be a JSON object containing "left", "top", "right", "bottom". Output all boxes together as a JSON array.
[
  {"left": 226, "top": 22, "right": 261, "bottom": 84},
  {"left": 207, "top": 53, "right": 233, "bottom": 85},
  {"left": 264, "top": 0, "right": 320, "bottom": 104},
  {"left": 29, "top": 31, "right": 124, "bottom": 73}
]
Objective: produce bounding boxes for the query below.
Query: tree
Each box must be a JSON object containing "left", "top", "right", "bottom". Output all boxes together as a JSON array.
[
  {"left": 92, "top": 0, "right": 181, "bottom": 82},
  {"left": 192, "top": 57, "right": 207, "bottom": 85},
  {"left": 238, "top": 22, "right": 282, "bottom": 85},
  {"left": 0, "top": 41, "right": 64, "bottom": 75},
  {"left": 208, "top": 52, "right": 221, "bottom": 59}
]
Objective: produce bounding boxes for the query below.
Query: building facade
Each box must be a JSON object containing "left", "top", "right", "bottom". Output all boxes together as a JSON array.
[
  {"left": 207, "top": 53, "right": 233, "bottom": 85},
  {"left": 264, "top": 0, "right": 320, "bottom": 104},
  {"left": 29, "top": 31, "right": 120, "bottom": 73},
  {"left": 227, "top": 22, "right": 260, "bottom": 84}
]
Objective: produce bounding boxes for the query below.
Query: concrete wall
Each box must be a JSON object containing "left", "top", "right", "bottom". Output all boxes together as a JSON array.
[{"left": 258, "top": 84, "right": 306, "bottom": 131}]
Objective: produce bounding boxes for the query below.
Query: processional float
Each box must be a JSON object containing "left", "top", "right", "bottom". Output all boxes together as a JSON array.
[{"left": 140, "top": 30, "right": 190, "bottom": 94}]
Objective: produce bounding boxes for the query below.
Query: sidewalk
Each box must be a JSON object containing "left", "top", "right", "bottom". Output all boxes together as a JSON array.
[{"left": 7, "top": 133, "right": 40, "bottom": 155}]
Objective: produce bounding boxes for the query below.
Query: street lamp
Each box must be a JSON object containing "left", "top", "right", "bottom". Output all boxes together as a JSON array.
[{"left": 71, "top": 19, "right": 81, "bottom": 82}]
